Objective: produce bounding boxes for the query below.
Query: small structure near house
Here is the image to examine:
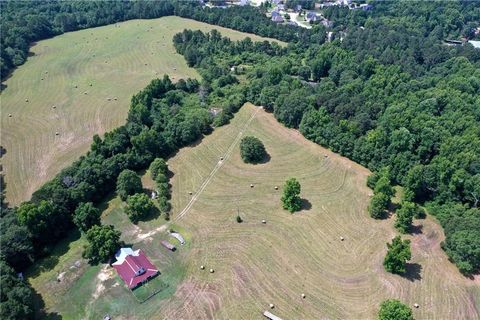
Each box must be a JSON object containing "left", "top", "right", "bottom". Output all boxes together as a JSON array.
[
  {"left": 263, "top": 311, "right": 282, "bottom": 320},
  {"left": 161, "top": 240, "right": 176, "bottom": 251},
  {"left": 170, "top": 232, "right": 185, "bottom": 245},
  {"left": 112, "top": 248, "right": 159, "bottom": 289}
]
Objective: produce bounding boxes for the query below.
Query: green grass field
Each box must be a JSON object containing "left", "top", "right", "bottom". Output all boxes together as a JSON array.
[
  {"left": 0, "top": 16, "right": 282, "bottom": 205},
  {"left": 27, "top": 104, "right": 479, "bottom": 319}
]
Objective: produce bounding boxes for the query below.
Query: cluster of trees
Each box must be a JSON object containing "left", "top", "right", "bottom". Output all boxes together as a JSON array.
[
  {"left": 281, "top": 178, "right": 302, "bottom": 213},
  {"left": 240, "top": 136, "right": 267, "bottom": 164},
  {"left": 367, "top": 168, "right": 394, "bottom": 219},
  {"left": 149, "top": 158, "right": 171, "bottom": 219}
]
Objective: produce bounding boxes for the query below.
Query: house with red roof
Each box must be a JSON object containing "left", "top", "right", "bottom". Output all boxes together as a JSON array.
[{"left": 112, "top": 248, "right": 159, "bottom": 289}]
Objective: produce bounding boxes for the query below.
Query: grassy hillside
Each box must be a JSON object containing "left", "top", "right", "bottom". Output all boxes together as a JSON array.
[
  {"left": 0, "top": 16, "right": 283, "bottom": 205},
  {"left": 28, "top": 104, "right": 479, "bottom": 319}
]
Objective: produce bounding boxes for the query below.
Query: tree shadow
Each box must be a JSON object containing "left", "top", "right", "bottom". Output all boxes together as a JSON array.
[
  {"left": 27, "top": 230, "right": 81, "bottom": 279},
  {"left": 403, "top": 263, "right": 422, "bottom": 282},
  {"left": 0, "top": 145, "right": 6, "bottom": 157},
  {"left": 141, "top": 206, "right": 161, "bottom": 223},
  {"left": 0, "top": 83, "right": 7, "bottom": 91},
  {"left": 255, "top": 152, "right": 271, "bottom": 164},
  {"left": 410, "top": 224, "right": 423, "bottom": 235},
  {"left": 300, "top": 198, "right": 312, "bottom": 211},
  {"left": 31, "top": 287, "right": 63, "bottom": 320}
]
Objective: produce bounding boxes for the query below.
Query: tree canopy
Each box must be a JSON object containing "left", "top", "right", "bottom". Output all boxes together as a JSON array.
[
  {"left": 125, "top": 193, "right": 156, "bottom": 224},
  {"left": 378, "top": 299, "right": 413, "bottom": 320},
  {"left": 116, "top": 169, "right": 143, "bottom": 201},
  {"left": 240, "top": 136, "right": 267, "bottom": 164},
  {"left": 281, "top": 178, "right": 302, "bottom": 213},
  {"left": 384, "top": 236, "right": 412, "bottom": 274},
  {"left": 82, "top": 225, "right": 121, "bottom": 264}
]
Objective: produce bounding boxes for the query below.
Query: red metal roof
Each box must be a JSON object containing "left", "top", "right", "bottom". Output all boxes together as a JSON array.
[{"left": 112, "top": 249, "right": 159, "bottom": 289}]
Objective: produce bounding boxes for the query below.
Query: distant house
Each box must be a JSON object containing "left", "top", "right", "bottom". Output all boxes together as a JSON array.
[
  {"left": 306, "top": 12, "right": 320, "bottom": 23},
  {"left": 272, "top": 15, "right": 284, "bottom": 23},
  {"left": 112, "top": 248, "right": 159, "bottom": 289}
]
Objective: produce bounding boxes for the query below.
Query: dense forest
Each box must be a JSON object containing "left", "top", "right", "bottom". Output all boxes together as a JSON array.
[{"left": 1, "top": 1, "right": 480, "bottom": 318}]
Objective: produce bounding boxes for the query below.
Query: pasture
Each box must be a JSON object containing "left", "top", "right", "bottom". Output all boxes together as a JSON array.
[
  {"left": 28, "top": 104, "right": 479, "bottom": 319},
  {"left": 0, "top": 16, "right": 281, "bottom": 205}
]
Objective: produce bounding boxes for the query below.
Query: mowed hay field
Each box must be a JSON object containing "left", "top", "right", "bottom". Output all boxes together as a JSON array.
[
  {"left": 28, "top": 104, "right": 479, "bottom": 319},
  {"left": 0, "top": 16, "right": 282, "bottom": 205}
]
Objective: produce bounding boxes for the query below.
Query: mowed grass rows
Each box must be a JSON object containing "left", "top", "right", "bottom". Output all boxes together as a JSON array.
[
  {"left": 0, "top": 16, "right": 282, "bottom": 205},
  {"left": 28, "top": 104, "right": 479, "bottom": 319}
]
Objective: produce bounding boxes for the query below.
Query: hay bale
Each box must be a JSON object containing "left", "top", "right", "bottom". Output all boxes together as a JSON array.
[
  {"left": 52, "top": 105, "right": 56, "bottom": 109},
  {"left": 45, "top": 71, "right": 48, "bottom": 74},
  {"left": 74, "top": 85, "right": 78, "bottom": 88},
  {"left": 189, "top": 191, "right": 193, "bottom": 195},
  {"left": 41, "top": 78, "right": 44, "bottom": 80},
  {"left": 274, "top": 186, "right": 278, "bottom": 190},
  {"left": 145, "top": 63, "right": 148, "bottom": 66},
  {"left": 262, "top": 220, "right": 267, "bottom": 224},
  {"left": 250, "top": 184, "right": 254, "bottom": 188},
  {"left": 200, "top": 265, "right": 205, "bottom": 270},
  {"left": 113, "top": 97, "right": 117, "bottom": 101},
  {"left": 209, "top": 269, "right": 214, "bottom": 273},
  {"left": 107, "top": 98, "right": 111, "bottom": 101},
  {"left": 414, "top": 303, "right": 419, "bottom": 308},
  {"left": 340, "top": 236, "right": 344, "bottom": 241},
  {"left": 89, "top": 83, "right": 93, "bottom": 87},
  {"left": 220, "top": 157, "right": 224, "bottom": 160},
  {"left": 25, "top": 99, "right": 29, "bottom": 102},
  {"left": 301, "top": 293, "right": 306, "bottom": 298},
  {"left": 84, "top": 91, "right": 88, "bottom": 95},
  {"left": 8, "top": 114, "right": 12, "bottom": 118},
  {"left": 55, "top": 132, "right": 59, "bottom": 136},
  {"left": 269, "top": 304, "right": 274, "bottom": 309}
]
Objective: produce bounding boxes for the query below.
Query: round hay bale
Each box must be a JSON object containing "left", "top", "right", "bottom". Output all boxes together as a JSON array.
[
  {"left": 414, "top": 303, "right": 419, "bottom": 308},
  {"left": 200, "top": 265, "right": 205, "bottom": 270},
  {"left": 340, "top": 236, "right": 344, "bottom": 241},
  {"left": 269, "top": 304, "right": 274, "bottom": 309},
  {"left": 220, "top": 157, "right": 224, "bottom": 160},
  {"left": 113, "top": 97, "right": 117, "bottom": 101},
  {"left": 25, "top": 99, "right": 29, "bottom": 102},
  {"left": 145, "top": 63, "right": 148, "bottom": 66},
  {"left": 55, "top": 132, "right": 59, "bottom": 136},
  {"left": 301, "top": 293, "right": 306, "bottom": 298},
  {"left": 84, "top": 91, "right": 88, "bottom": 95},
  {"left": 52, "top": 105, "right": 56, "bottom": 109},
  {"left": 45, "top": 71, "right": 48, "bottom": 74},
  {"left": 209, "top": 269, "right": 214, "bottom": 273},
  {"left": 74, "top": 85, "right": 78, "bottom": 88},
  {"left": 250, "top": 184, "right": 254, "bottom": 188},
  {"left": 189, "top": 191, "right": 193, "bottom": 195},
  {"left": 324, "top": 154, "right": 328, "bottom": 158},
  {"left": 8, "top": 114, "right": 12, "bottom": 118},
  {"left": 89, "top": 83, "right": 93, "bottom": 87},
  {"left": 41, "top": 78, "right": 44, "bottom": 80},
  {"left": 262, "top": 220, "right": 267, "bottom": 224},
  {"left": 107, "top": 98, "right": 111, "bottom": 101},
  {"left": 274, "top": 186, "right": 278, "bottom": 190}
]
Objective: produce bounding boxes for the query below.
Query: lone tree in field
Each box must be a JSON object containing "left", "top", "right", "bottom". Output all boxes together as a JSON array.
[
  {"left": 125, "top": 193, "right": 155, "bottom": 224},
  {"left": 83, "top": 225, "right": 121, "bottom": 264},
  {"left": 116, "top": 169, "right": 142, "bottom": 201},
  {"left": 240, "top": 136, "right": 267, "bottom": 164},
  {"left": 384, "top": 236, "right": 411, "bottom": 274},
  {"left": 378, "top": 299, "right": 413, "bottom": 320},
  {"left": 282, "top": 178, "right": 302, "bottom": 213},
  {"left": 73, "top": 202, "right": 100, "bottom": 233}
]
